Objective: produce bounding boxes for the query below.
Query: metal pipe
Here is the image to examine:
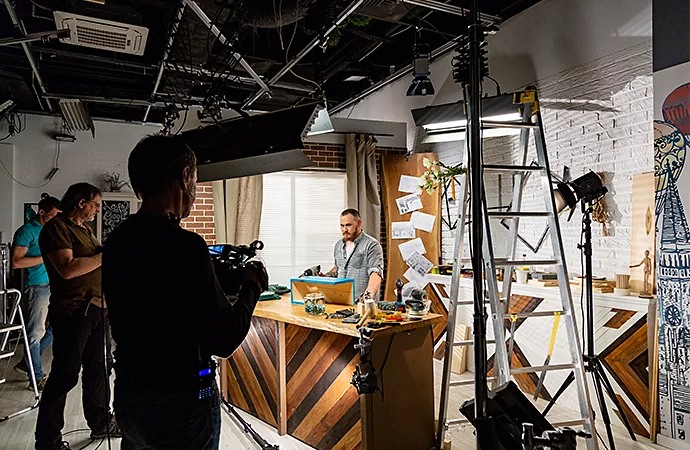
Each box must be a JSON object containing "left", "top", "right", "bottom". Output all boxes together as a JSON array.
[
  {"left": 330, "top": 39, "right": 457, "bottom": 115},
  {"left": 0, "top": 29, "right": 69, "bottom": 48},
  {"left": 144, "top": 3, "right": 186, "bottom": 121},
  {"left": 44, "top": 93, "right": 180, "bottom": 108},
  {"left": 242, "top": 0, "right": 367, "bottom": 109},
  {"left": 170, "top": 64, "right": 315, "bottom": 93},
  {"left": 184, "top": 0, "right": 271, "bottom": 94},
  {"left": 402, "top": 0, "right": 501, "bottom": 23},
  {"left": 3, "top": 0, "right": 53, "bottom": 111}
]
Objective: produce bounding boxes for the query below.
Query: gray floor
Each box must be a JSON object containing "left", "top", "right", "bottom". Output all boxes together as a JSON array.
[{"left": 0, "top": 344, "right": 665, "bottom": 450}]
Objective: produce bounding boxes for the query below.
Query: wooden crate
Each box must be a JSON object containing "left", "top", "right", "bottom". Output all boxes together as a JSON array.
[{"left": 290, "top": 276, "right": 356, "bottom": 305}]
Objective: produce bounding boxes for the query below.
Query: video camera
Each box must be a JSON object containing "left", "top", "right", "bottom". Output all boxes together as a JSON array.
[{"left": 208, "top": 240, "right": 264, "bottom": 299}]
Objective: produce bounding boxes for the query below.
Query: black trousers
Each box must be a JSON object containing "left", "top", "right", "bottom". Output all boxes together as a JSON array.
[{"left": 35, "top": 304, "right": 114, "bottom": 447}]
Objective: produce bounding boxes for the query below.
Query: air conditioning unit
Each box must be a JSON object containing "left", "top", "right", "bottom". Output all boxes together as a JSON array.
[{"left": 53, "top": 11, "right": 149, "bottom": 56}]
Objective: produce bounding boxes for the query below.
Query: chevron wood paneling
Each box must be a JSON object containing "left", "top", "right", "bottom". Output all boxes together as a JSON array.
[{"left": 226, "top": 317, "right": 279, "bottom": 428}]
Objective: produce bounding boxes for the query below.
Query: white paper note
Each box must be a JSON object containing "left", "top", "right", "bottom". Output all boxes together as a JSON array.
[
  {"left": 391, "top": 221, "right": 415, "bottom": 239},
  {"left": 410, "top": 211, "right": 436, "bottom": 232},
  {"left": 407, "top": 251, "right": 433, "bottom": 276},
  {"left": 404, "top": 267, "right": 430, "bottom": 289},
  {"left": 398, "top": 175, "right": 421, "bottom": 194},
  {"left": 398, "top": 238, "right": 427, "bottom": 261},
  {"left": 396, "top": 193, "right": 423, "bottom": 215}
]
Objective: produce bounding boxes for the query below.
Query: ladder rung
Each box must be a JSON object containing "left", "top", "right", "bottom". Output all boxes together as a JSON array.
[
  {"left": 0, "top": 378, "right": 6, "bottom": 385},
  {"left": 551, "top": 419, "right": 587, "bottom": 428},
  {"left": 0, "top": 323, "right": 22, "bottom": 333},
  {"left": 494, "top": 258, "right": 559, "bottom": 266},
  {"left": 503, "top": 311, "right": 567, "bottom": 319},
  {"left": 487, "top": 211, "right": 552, "bottom": 218},
  {"left": 483, "top": 164, "right": 544, "bottom": 173},
  {"left": 454, "top": 299, "right": 492, "bottom": 306},
  {"left": 446, "top": 418, "right": 471, "bottom": 426},
  {"left": 0, "top": 350, "right": 15, "bottom": 360},
  {"left": 511, "top": 363, "right": 576, "bottom": 374},
  {"left": 450, "top": 376, "right": 497, "bottom": 387},
  {"left": 454, "top": 340, "right": 496, "bottom": 347},
  {"left": 481, "top": 121, "right": 539, "bottom": 129}
]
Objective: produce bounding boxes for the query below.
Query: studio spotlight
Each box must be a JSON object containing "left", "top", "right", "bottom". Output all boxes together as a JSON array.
[
  {"left": 407, "top": 42, "right": 434, "bottom": 96},
  {"left": 554, "top": 171, "right": 608, "bottom": 214}
]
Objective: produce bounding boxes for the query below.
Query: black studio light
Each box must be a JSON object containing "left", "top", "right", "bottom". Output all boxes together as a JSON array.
[
  {"left": 554, "top": 171, "right": 608, "bottom": 214},
  {"left": 407, "top": 42, "right": 434, "bottom": 96}
]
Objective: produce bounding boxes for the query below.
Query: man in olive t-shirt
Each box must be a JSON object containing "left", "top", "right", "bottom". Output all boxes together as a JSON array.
[{"left": 35, "top": 183, "right": 120, "bottom": 450}]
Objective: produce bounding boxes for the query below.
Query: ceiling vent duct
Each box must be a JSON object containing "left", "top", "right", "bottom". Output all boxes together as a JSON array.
[
  {"left": 178, "top": 103, "right": 328, "bottom": 181},
  {"left": 53, "top": 11, "right": 149, "bottom": 56},
  {"left": 58, "top": 99, "right": 95, "bottom": 138}
]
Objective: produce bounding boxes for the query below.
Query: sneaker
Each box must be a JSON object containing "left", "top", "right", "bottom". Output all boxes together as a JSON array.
[
  {"left": 14, "top": 360, "right": 29, "bottom": 375},
  {"left": 90, "top": 414, "right": 122, "bottom": 439},
  {"left": 35, "top": 440, "right": 70, "bottom": 450},
  {"left": 27, "top": 375, "right": 48, "bottom": 392}
]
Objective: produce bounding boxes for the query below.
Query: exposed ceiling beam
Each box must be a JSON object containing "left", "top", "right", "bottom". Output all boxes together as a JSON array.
[
  {"left": 184, "top": 0, "right": 271, "bottom": 95},
  {"left": 143, "top": 2, "right": 185, "bottom": 121},
  {"left": 242, "top": 0, "right": 368, "bottom": 109},
  {"left": 401, "top": 0, "right": 501, "bottom": 23},
  {"left": 329, "top": 39, "right": 457, "bottom": 115},
  {"left": 3, "top": 0, "right": 53, "bottom": 111},
  {"left": 0, "top": 29, "right": 69, "bottom": 48}
]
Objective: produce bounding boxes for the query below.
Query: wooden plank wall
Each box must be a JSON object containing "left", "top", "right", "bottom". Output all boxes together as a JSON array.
[
  {"left": 285, "top": 323, "right": 361, "bottom": 450},
  {"left": 225, "top": 317, "right": 280, "bottom": 428},
  {"left": 380, "top": 153, "right": 441, "bottom": 301}
]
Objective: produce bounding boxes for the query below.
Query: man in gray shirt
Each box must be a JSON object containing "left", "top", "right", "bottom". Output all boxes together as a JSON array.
[{"left": 323, "top": 209, "right": 384, "bottom": 300}]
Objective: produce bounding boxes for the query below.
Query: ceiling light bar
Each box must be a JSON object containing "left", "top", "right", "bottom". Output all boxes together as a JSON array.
[
  {"left": 422, "top": 113, "right": 523, "bottom": 131},
  {"left": 402, "top": 0, "right": 501, "bottom": 23},
  {"left": 59, "top": 99, "right": 95, "bottom": 138}
]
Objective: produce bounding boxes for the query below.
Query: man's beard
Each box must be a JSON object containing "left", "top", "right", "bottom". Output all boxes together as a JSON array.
[{"left": 181, "top": 185, "right": 196, "bottom": 219}]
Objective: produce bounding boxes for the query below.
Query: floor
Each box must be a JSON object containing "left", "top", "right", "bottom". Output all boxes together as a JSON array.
[{"left": 0, "top": 345, "right": 667, "bottom": 450}]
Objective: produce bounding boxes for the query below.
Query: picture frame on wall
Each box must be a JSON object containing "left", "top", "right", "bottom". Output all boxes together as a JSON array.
[{"left": 96, "top": 192, "right": 140, "bottom": 244}]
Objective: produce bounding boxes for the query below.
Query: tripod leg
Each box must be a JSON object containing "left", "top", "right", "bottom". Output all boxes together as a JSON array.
[
  {"left": 542, "top": 371, "right": 574, "bottom": 416},
  {"left": 592, "top": 367, "right": 617, "bottom": 450},
  {"left": 595, "top": 361, "right": 637, "bottom": 441}
]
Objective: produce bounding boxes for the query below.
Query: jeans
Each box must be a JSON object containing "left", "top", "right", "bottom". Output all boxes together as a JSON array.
[
  {"left": 35, "top": 304, "right": 114, "bottom": 447},
  {"left": 114, "top": 381, "right": 221, "bottom": 450},
  {"left": 23, "top": 284, "right": 53, "bottom": 380}
]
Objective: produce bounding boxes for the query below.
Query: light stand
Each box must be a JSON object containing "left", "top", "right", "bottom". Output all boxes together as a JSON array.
[{"left": 543, "top": 200, "right": 636, "bottom": 449}]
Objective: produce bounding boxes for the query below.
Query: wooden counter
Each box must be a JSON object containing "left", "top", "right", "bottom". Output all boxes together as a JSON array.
[{"left": 221, "top": 295, "right": 444, "bottom": 450}]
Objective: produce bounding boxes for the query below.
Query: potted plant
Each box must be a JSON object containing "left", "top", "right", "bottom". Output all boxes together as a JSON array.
[{"left": 99, "top": 172, "right": 130, "bottom": 192}]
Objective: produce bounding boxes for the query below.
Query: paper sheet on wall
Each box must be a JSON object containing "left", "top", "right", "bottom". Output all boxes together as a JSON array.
[
  {"left": 396, "top": 193, "right": 423, "bottom": 215},
  {"left": 391, "top": 221, "right": 415, "bottom": 239},
  {"left": 398, "top": 175, "right": 422, "bottom": 194},
  {"left": 403, "top": 267, "right": 429, "bottom": 289},
  {"left": 407, "top": 250, "right": 433, "bottom": 276},
  {"left": 398, "top": 238, "right": 426, "bottom": 261},
  {"left": 410, "top": 211, "right": 436, "bottom": 232}
]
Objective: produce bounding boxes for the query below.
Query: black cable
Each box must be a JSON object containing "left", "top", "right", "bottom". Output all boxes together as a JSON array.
[
  {"left": 378, "top": 334, "right": 396, "bottom": 402},
  {"left": 580, "top": 213, "right": 586, "bottom": 334},
  {"left": 401, "top": 1, "right": 445, "bottom": 38}
]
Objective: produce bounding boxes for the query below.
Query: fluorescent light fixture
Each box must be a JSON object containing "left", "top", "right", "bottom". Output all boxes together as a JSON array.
[
  {"left": 422, "top": 127, "right": 522, "bottom": 144},
  {"left": 422, "top": 113, "right": 523, "bottom": 131},
  {"left": 343, "top": 75, "right": 369, "bottom": 82},
  {"left": 58, "top": 99, "right": 95, "bottom": 138},
  {"left": 306, "top": 106, "right": 335, "bottom": 136}
]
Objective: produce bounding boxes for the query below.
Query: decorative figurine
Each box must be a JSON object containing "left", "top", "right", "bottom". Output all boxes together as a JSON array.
[{"left": 629, "top": 250, "right": 654, "bottom": 298}]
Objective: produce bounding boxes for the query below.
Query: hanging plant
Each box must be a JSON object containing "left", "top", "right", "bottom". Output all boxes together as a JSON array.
[{"left": 347, "top": 15, "right": 371, "bottom": 28}]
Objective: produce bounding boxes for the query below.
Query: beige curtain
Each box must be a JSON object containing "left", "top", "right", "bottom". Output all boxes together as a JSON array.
[
  {"left": 345, "top": 134, "right": 381, "bottom": 240},
  {"left": 212, "top": 176, "right": 263, "bottom": 245}
]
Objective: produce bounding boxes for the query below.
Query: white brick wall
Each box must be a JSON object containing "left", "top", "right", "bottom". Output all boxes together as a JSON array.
[{"left": 436, "top": 42, "right": 654, "bottom": 280}]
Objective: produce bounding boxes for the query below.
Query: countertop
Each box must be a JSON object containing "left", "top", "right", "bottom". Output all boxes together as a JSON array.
[{"left": 253, "top": 295, "right": 444, "bottom": 338}]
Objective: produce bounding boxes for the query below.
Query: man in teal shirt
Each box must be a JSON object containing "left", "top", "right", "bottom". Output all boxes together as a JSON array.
[{"left": 12, "top": 194, "right": 60, "bottom": 390}]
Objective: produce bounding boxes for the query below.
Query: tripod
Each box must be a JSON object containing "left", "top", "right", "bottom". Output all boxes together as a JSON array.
[{"left": 543, "top": 202, "right": 636, "bottom": 449}]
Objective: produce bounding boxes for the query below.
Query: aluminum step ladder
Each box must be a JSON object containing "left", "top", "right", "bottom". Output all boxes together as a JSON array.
[
  {"left": 0, "top": 288, "right": 40, "bottom": 422},
  {"left": 436, "top": 89, "right": 597, "bottom": 449}
]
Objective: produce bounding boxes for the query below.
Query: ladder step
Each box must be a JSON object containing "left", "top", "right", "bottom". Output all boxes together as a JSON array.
[
  {"left": 503, "top": 311, "right": 567, "bottom": 319},
  {"left": 454, "top": 299, "right": 492, "bottom": 306},
  {"left": 483, "top": 164, "right": 544, "bottom": 173},
  {"left": 0, "top": 323, "right": 22, "bottom": 333},
  {"left": 494, "top": 258, "right": 559, "bottom": 266},
  {"left": 487, "top": 211, "right": 552, "bottom": 218},
  {"left": 447, "top": 418, "right": 471, "bottom": 426},
  {"left": 454, "top": 340, "right": 496, "bottom": 347},
  {"left": 481, "top": 121, "right": 539, "bottom": 129},
  {"left": 511, "top": 363, "right": 576, "bottom": 374},
  {"left": 450, "top": 376, "right": 497, "bottom": 387},
  {"left": 0, "top": 350, "right": 15, "bottom": 360},
  {"left": 551, "top": 419, "right": 587, "bottom": 428}
]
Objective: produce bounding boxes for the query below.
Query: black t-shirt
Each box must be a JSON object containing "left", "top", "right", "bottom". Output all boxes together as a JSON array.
[{"left": 102, "top": 214, "right": 259, "bottom": 393}]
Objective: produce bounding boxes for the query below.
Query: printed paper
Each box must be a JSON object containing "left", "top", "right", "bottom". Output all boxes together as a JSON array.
[
  {"left": 398, "top": 175, "right": 422, "bottom": 194},
  {"left": 398, "top": 238, "right": 426, "bottom": 261},
  {"left": 410, "top": 211, "right": 436, "bottom": 232},
  {"left": 403, "top": 267, "right": 430, "bottom": 289},
  {"left": 407, "top": 251, "right": 433, "bottom": 276},
  {"left": 396, "top": 193, "right": 423, "bottom": 215},
  {"left": 391, "top": 221, "right": 415, "bottom": 239}
]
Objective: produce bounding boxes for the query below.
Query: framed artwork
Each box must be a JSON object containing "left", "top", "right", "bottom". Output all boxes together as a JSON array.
[{"left": 96, "top": 193, "right": 140, "bottom": 243}]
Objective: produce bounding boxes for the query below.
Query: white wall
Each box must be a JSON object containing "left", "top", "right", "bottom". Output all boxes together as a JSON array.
[{"left": 0, "top": 114, "right": 160, "bottom": 240}]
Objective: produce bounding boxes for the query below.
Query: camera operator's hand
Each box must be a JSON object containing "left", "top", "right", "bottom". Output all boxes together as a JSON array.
[{"left": 242, "top": 260, "right": 269, "bottom": 293}]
